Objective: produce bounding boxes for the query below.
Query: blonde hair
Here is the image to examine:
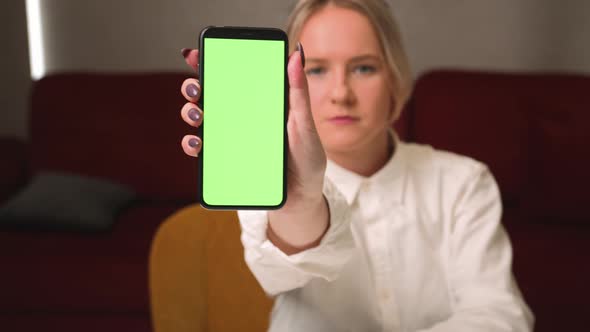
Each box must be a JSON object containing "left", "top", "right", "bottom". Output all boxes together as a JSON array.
[{"left": 286, "top": 0, "right": 413, "bottom": 121}]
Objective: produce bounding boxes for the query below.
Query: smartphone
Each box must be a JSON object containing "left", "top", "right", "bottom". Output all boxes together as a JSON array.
[{"left": 197, "top": 26, "right": 288, "bottom": 210}]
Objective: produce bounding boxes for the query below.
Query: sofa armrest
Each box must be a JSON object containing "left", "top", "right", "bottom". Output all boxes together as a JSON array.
[{"left": 0, "top": 137, "right": 29, "bottom": 202}]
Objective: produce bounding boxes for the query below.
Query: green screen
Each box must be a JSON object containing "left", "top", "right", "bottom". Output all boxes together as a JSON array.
[{"left": 202, "top": 37, "right": 285, "bottom": 207}]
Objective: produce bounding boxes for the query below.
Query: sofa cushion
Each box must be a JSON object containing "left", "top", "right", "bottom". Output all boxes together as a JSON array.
[
  {"left": 0, "top": 204, "right": 182, "bottom": 312},
  {"left": 504, "top": 219, "right": 590, "bottom": 331},
  {"left": 0, "top": 313, "right": 151, "bottom": 332},
  {"left": 410, "top": 70, "right": 532, "bottom": 206},
  {"left": 0, "top": 171, "right": 139, "bottom": 231},
  {"left": 29, "top": 73, "right": 198, "bottom": 201},
  {"left": 410, "top": 70, "right": 590, "bottom": 220},
  {"left": 524, "top": 82, "right": 590, "bottom": 223}
]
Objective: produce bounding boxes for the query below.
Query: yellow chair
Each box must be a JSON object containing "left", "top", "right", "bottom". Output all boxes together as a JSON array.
[{"left": 149, "top": 205, "right": 274, "bottom": 332}]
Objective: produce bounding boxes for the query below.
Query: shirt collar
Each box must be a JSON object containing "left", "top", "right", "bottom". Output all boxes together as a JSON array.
[{"left": 326, "top": 129, "right": 407, "bottom": 205}]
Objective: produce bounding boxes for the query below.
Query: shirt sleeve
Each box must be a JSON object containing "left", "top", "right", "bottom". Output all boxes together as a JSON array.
[
  {"left": 237, "top": 177, "right": 355, "bottom": 297},
  {"left": 416, "top": 166, "right": 534, "bottom": 332}
]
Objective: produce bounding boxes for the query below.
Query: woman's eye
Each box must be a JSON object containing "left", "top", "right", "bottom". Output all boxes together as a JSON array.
[
  {"left": 306, "top": 67, "right": 325, "bottom": 76},
  {"left": 353, "top": 65, "right": 376, "bottom": 74}
]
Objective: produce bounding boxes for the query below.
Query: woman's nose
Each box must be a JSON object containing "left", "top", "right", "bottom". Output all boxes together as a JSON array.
[{"left": 329, "top": 72, "right": 355, "bottom": 106}]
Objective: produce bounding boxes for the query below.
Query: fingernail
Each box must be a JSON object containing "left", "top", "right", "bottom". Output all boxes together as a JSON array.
[
  {"left": 188, "top": 138, "right": 200, "bottom": 148},
  {"left": 186, "top": 83, "right": 199, "bottom": 98},
  {"left": 181, "top": 48, "right": 190, "bottom": 58},
  {"left": 297, "top": 42, "right": 306, "bottom": 68},
  {"left": 188, "top": 108, "right": 201, "bottom": 122}
]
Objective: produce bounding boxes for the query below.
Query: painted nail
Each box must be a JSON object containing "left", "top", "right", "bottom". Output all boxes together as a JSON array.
[
  {"left": 181, "top": 48, "right": 190, "bottom": 58},
  {"left": 188, "top": 138, "right": 200, "bottom": 148},
  {"left": 188, "top": 108, "right": 201, "bottom": 122},
  {"left": 297, "top": 42, "right": 306, "bottom": 68},
  {"left": 186, "top": 83, "right": 199, "bottom": 98}
]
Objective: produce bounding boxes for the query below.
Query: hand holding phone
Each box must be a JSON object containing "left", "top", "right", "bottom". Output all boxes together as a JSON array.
[
  {"left": 180, "top": 27, "right": 327, "bottom": 214},
  {"left": 196, "top": 26, "right": 289, "bottom": 209}
]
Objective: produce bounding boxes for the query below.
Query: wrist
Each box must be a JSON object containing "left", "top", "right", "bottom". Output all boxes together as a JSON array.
[
  {"left": 267, "top": 193, "right": 330, "bottom": 254},
  {"left": 287, "top": 174, "right": 325, "bottom": 206},
  {"left": 282, "top": 188, "right": 324, "bottom": 214}
]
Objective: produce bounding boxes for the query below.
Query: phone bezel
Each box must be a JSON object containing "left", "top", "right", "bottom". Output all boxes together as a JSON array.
[{"left": 197, "top": 26, "right": 289, "bottom": 210}]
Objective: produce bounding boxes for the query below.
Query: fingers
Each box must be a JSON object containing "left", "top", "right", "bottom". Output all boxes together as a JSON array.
[
  {"left": 181, "top": 78, "right": 201, "bottom": 102},
  {"left": 181, "top": 48, "right": 199, "bottom": 72},
  {"left": 181, "top": 135, "right": 202, "bottom": 157},
  {"left": 180, "top": 49, "right": 202, "bottom": 158},
  {"left": 287, "top": 44, "right": 314, "bottom": 133},
  {"left": 180, "top": 92, "right": 203, "bottom": 158},
  {"left": 288, "top": 45, "right": 307, "bottom": 91},
  {"left": 181, "top": 102, "right": 203, "bottom": 127},
  {"left": 180, "top": 48, "right": 200, "bottom": 100}
]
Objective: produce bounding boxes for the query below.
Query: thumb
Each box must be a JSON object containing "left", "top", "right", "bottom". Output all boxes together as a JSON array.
[{"left": 287, "top": 44, "right": 314, "bottom": 132}]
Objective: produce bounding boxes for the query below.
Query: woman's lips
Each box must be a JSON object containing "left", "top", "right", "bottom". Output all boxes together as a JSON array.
[{"left": 328, "top": 116, "right": 359, "bottom": 125}]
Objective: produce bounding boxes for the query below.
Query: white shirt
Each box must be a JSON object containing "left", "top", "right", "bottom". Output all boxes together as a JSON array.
[{"left": 237, "top": 139, "right": 534, "bottom": 332}]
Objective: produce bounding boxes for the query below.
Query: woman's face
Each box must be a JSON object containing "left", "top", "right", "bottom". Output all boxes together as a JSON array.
[{"left": 299, "top": 4, "right": 394, "bottom": 155}]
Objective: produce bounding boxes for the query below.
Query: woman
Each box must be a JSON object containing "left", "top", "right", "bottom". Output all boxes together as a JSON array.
[{"left": 179, "top": 0, "right": 534, "bottom": 331}]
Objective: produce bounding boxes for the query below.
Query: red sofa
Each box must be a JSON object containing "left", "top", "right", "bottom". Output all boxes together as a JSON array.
[
  {"left": 401, "top": 70, "right": 590, "bottom": 331},
  {"left": 1, "top": 70, "right": 589, "bottom": 331},
  {"left": 0, "top": 73, "right": 198, "bottom": 331}
]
